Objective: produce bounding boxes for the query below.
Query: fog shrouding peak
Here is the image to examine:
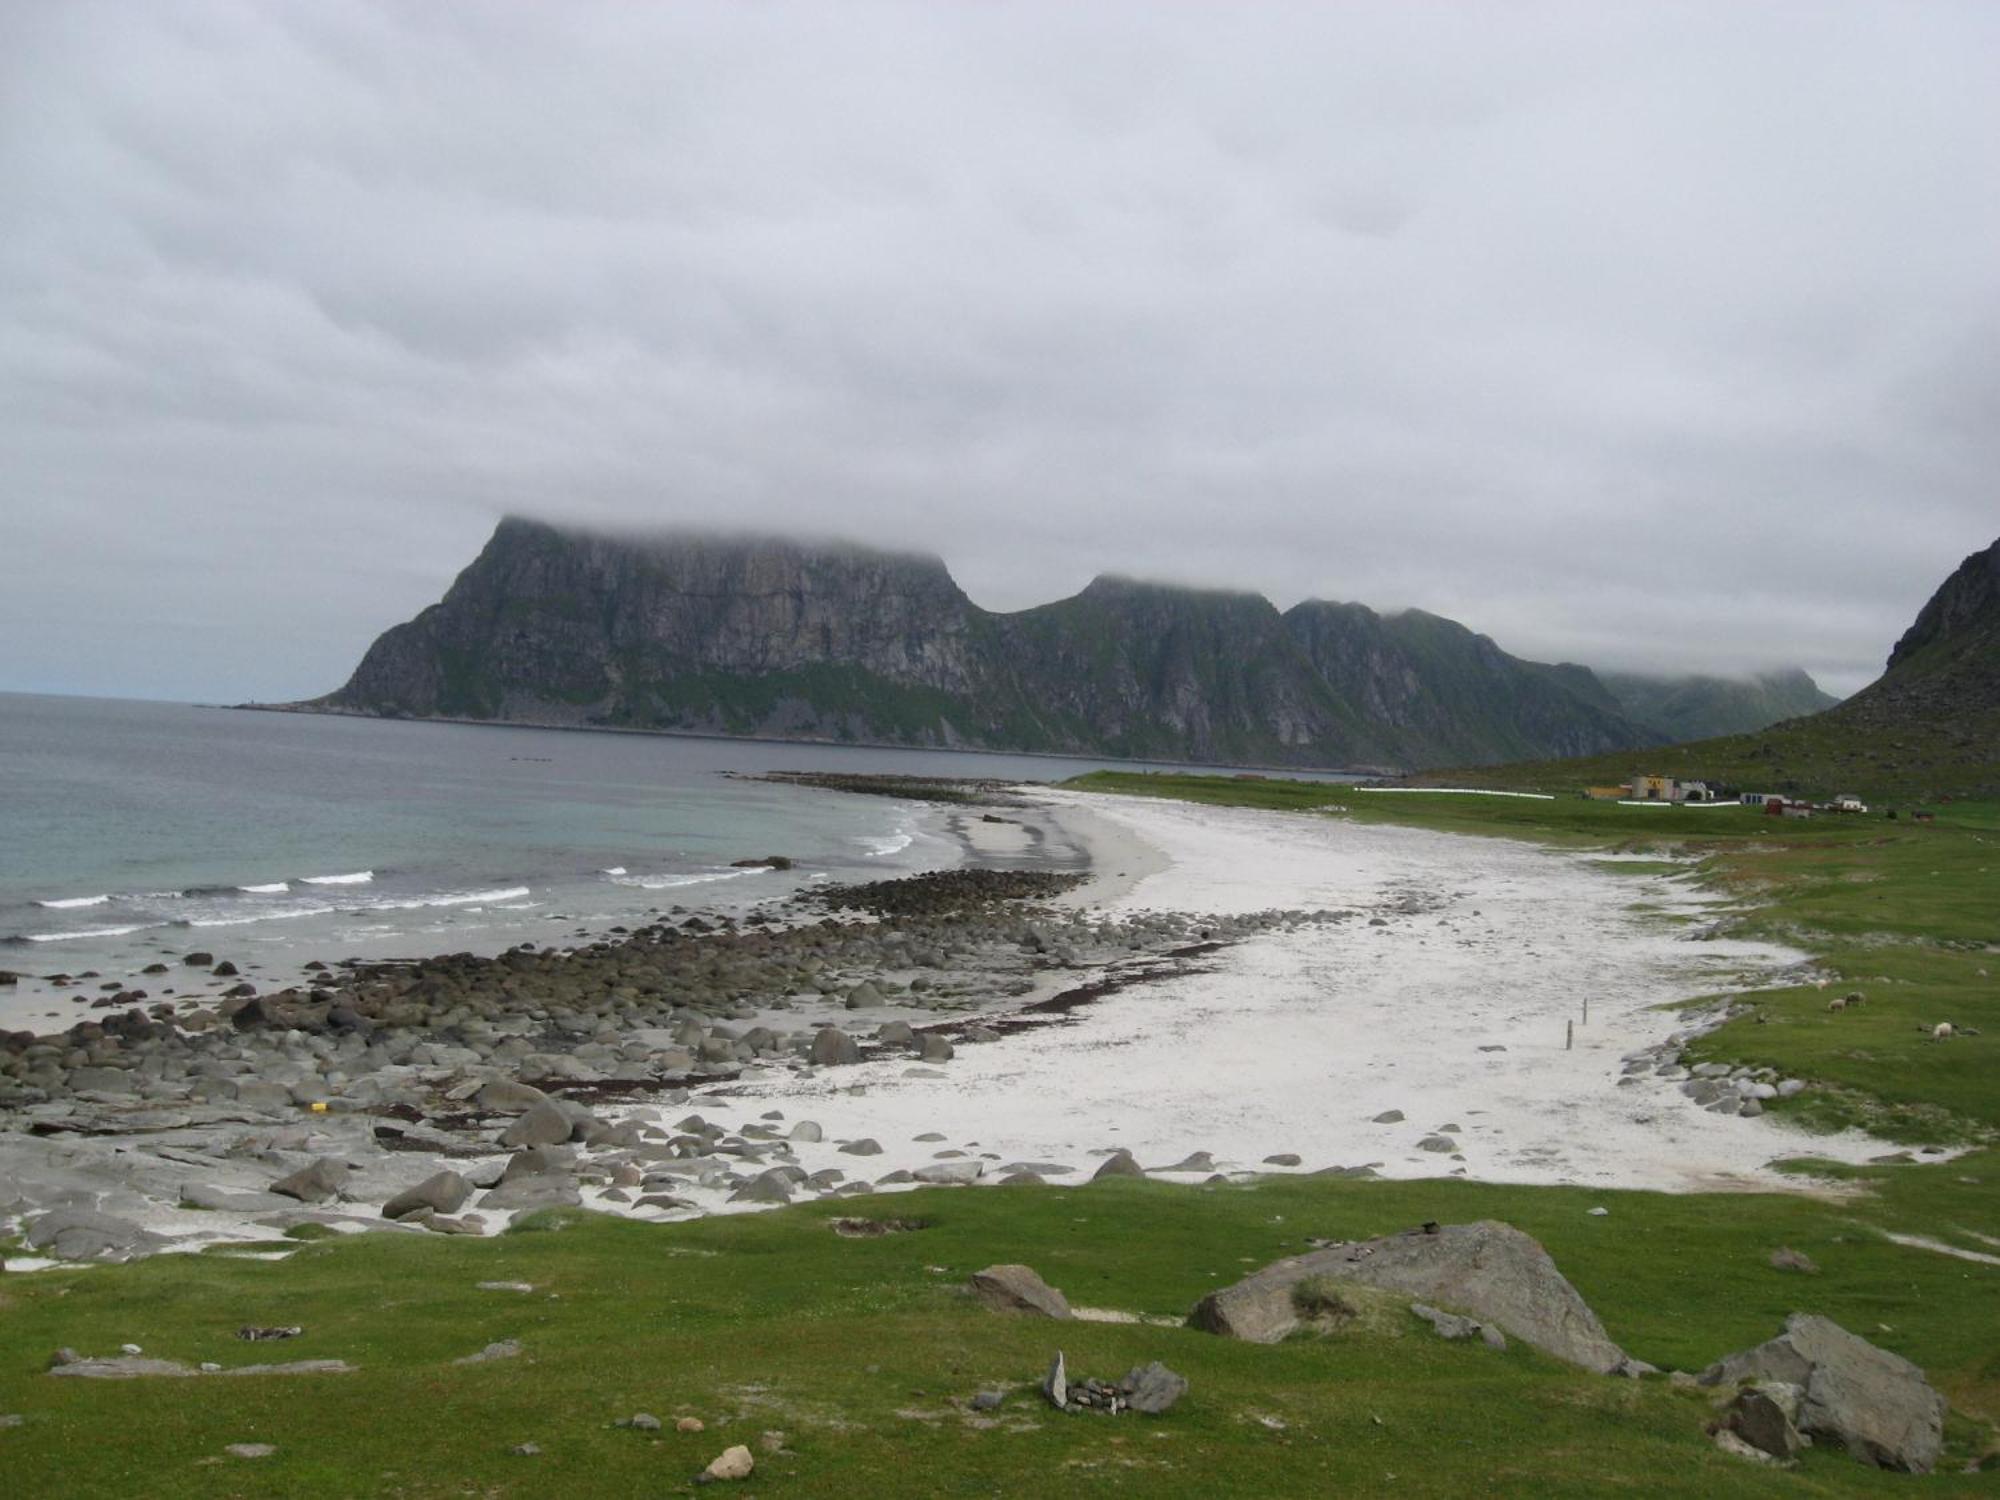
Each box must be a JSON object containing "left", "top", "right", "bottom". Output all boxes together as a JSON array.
[{"left": 4, "top": 2, "right": 1996, "bottom": 703}]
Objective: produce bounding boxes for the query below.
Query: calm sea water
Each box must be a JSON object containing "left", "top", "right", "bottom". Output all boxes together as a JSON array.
[{"left": 0, "top": 694, "right": 1353, "bottom": 1029}]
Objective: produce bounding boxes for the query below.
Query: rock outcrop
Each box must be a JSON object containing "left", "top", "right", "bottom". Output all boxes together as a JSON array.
[
  {"left": 1187, "top": 1219, "right": 1627, "bottom": 1374},
  {"left": 969, "top": 1264, "right": 1072, "bottom": 1319},
  {"left": 1699, "top": 1313, "right": 1947, "bottom": 1473}
]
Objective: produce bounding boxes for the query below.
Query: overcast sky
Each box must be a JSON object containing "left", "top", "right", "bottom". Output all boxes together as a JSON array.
[{"left": 4, "top": 2, "right": 1996, "bottom": 703}]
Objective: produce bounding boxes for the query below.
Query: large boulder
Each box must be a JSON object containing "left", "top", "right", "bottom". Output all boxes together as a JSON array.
[
  {"left": 270, "top": 1157, "right": 350, "bottom": 1204},
  {"left": 382, "top": 1171, "right": 473, "bottom": 1221},
  {"left": 1188, "top": 1220, "right": 1627, "bottom": 1374},
  {"left": 475, "top": 1079, "right": 550, "bottom": 1115},
  {"left": 1699, "top": 1314, "right": 1945, "bottom": 1473},
  {"left": 24, "top": 1208, "right": 166, "bottom": 1263},
  {"left": 498, "top": 1099, "right": 575, "bottom": 1149},
  {"left": 969, "top": 1264, "right": 1073, "bottom": 1319}
]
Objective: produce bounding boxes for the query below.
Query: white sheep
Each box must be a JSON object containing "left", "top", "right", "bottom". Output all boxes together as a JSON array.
[{"left": 1931, "top": 1022, "right": 1955, "bottom": 1041}]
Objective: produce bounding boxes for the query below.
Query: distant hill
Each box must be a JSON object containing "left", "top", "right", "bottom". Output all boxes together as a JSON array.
[
  {"left": 289, "top": 517, "right": 1657, "bottom": 771},
  {"left": 1599, "top": 668, "right": 1839, "bottom": 744},
  {"left": 1411, "top": 535, "right": 2000, "bottom": 800}
]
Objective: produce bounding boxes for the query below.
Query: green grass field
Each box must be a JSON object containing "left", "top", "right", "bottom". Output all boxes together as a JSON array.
[{"left": 2, "top": 775, "right": 1996, "bottom": 1494}]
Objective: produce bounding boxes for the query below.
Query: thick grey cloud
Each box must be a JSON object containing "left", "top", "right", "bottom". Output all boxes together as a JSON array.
[{"left": 3, "top": 1, "right": 1995, "bottom": 702}]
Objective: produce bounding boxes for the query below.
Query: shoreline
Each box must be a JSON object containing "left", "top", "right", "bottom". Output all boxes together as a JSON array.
[{"left": 0, "top": 787, "right": 1904, "bottom": 1272}]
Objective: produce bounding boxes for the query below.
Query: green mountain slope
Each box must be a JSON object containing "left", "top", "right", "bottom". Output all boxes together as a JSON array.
[{"left": 1600, "top": 668, "right": 1839, "bottom": 744}]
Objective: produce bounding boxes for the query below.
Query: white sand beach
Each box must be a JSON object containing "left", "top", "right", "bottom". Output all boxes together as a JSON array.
[{"left": 723, "top": 790, "right": 1892, "bottom": 1198}]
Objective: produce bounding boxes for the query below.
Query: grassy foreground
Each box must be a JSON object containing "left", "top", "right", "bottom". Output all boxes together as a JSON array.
[
  {"left": 3, "top": 776, "right": 1998, "bottom": 1495},
  {"left": 3, "top": 1173, "right": 1998, "bottom": 1497}
]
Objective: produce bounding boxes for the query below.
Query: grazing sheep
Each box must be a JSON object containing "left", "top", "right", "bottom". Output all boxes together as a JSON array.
[
  {"left": 1931, "top": 1022, "right": 1955, "bottom": 1041},
  {"left": 1827, "top": 997, "right": 1849, "bottom": 1012},
  {"left": 1841, "top": 991, "right": 1865, "bottom": 1006}
]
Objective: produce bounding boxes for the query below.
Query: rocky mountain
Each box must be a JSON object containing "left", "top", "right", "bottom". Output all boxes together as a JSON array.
[
  {"left": 1408, "top": 532, "right": 2000, "bottom": 799},
  {"left": 305, "top": 517, "right": 1662, "bottom": 770},
  {"left": 1599, "top": 668, "right": 1839, "bottom": 744},
  {"left": 1821, "top": 534, "right": 2000, "bottom": 748}
]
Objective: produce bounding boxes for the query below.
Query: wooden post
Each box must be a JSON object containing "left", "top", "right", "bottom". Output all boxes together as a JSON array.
[
  {"left": 1565, "top": 1020, "right": 1573, "bottom": 1051},
  {"left": 1582, "top": 997, "right": 1590, "bottom": 1025}
]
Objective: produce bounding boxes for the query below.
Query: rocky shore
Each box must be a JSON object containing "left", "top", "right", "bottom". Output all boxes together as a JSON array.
[{"left": 0, "top": 825, "right": 1343, "bottom": 1266}]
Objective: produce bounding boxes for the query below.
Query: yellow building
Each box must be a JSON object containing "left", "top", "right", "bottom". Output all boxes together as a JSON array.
[{"left": 1630, "top": 775, "right": 1675, "bottom": 801}]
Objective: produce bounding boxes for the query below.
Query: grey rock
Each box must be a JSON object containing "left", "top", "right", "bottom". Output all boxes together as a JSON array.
[
  {"left": 478, "top": 1176, "right": 582, "bottom": 1212},
  {"left": 180, "top": 1184, "right": 297, "bottom": 1214},
  {"left": 382, "top": 1171, "right": 472, "bottom": 1220},
  {"left": 501, "top": 1144, "right": 575, "bottom": 1182},
  {"left": 1698, "top": 1313, "right": 1946, "bottom": 1472},
  {"left": 837, "top": 1137, "right": 883, "bottom": 1157},
  {"left": 919, "top": 1034, "right": 955, "bottom": 1063},
  {"left": 225, "top": 1443, "right": 276, "bottom": 1459},
  {"left": 1713, "top": 1428, "right": 1783, "bottom": 1465},
  {"left": 1410, "top": 1303, "right": 1484, "bottom": 1341},
  {"left": 1042, "top": 1350, "right": 1067, "bottom": 1410},
  {"left": 51, "top": 1356, "right": 354, "bottom": 1379},
  {"left": 66, "top": 1066, "right": 138, "bottom": 1094},
  {"left": 1725, "top": 1383, "right": 1804, "bottom": 1461},
  {"left": 454, "top": 1339, "right": 523, "bottom": 1365},
  {"left": 1188, "top": 1220, "right": 1627, "bottom": 1374},
  {"left": 810, "top": 1028, "right": 860, "bottom": 1067},
  {"left": 475, "top": 1079, "right": 550, "bottom": 1114},
  {"left": 1120, "top": 1361, "right": 1188, "bottom": 1415},
  {"left": 499, "top": 1099, "right": 575, "bottom": 1149},
  {"left": 1372, "top": 1109, "right": 1405, "bottom": 1123},
  {"left": 1262, "top": 1153, "right": 1302, "bottom": 1167},
  {"left": 1415, "top": 1135, "right": 1458, "bottom": 1153},
  {"left": 912, "top": 1160, "right": 982, "bottom": 1186},
  {"left": 969, "top": 1264, "right": 1072, "bottom": 1319},
  {"left": 270, "top": 1157, "right": 349, "bottom": 1204},
  {"left": 1091, "top": 1150, "right": 1144, "bottom": 1181},
  {"left": 728, "top": 1169, "right": 795, "bottom": 1205},
  {"left": 24, "top": 1208, "right": 166, "bottom": 1263}
]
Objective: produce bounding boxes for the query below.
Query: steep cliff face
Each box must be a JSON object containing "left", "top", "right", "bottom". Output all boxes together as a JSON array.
[
  {"left": 1883, "top": 537, "right": 2000, "bottom": 682},
  {"left": 990, "top": 578, "right": 1360, "bottom": 764},
  {"left": 1283, "top": 603, "right": 1644, "bottom": 764},
  {"left": 316, "top": 517, "right": 1660, "bottom": 769},
  {"left": 332, "top": 519, "right": 991, "bottom": 736},
  {"left": 1834, "top": 534, "right": 2000, "bottom": 729},
  {"left": 1600, "top": 668, "right": 1839, "bottom": 744}
]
